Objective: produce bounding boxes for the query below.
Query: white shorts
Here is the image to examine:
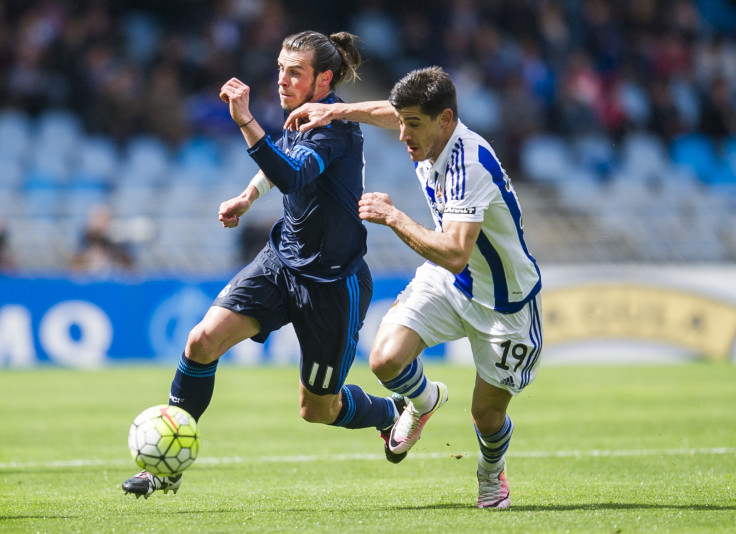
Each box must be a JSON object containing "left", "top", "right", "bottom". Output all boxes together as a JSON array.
[{"left": 381, "top": 263, "right": 543, "bottom": 395}]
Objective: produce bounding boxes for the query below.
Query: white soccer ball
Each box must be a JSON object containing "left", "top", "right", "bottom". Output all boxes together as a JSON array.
[{"left": 128, "top": 405, "right": 200, "bottom": 476}]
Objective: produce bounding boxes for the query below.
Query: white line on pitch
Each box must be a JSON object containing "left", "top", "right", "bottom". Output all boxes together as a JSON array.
[{"left": 1, "top": 447, "right": 733, "bottom": 470}]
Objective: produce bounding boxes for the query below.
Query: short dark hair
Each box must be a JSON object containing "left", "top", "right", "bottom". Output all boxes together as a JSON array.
[
  {"left": 281, "top": 31, "right": 361, "bottom": 89},
  {"left": 389, "top": 66, "right": 458, "bottom": 119}
]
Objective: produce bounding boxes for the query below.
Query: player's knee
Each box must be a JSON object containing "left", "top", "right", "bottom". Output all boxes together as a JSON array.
[
  {"left": 299, "top": 404, "right": 332, "bottom": 424},
  {"left": 472, "top": 406, "right": 506, "bottom": 436},
  {"left": 186, "top": 325, "right": 219, "bottom": 364},
  {"left": 300, "top": 393, "right": 341, "bottom": 424},
  {"left": 369, "top": 346, "right": 402, "bottom": 379}
]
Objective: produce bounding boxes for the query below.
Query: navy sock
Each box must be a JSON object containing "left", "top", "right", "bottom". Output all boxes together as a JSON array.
[
  {"left": 331, "top": 384, "right": 395, "bottom": 430},
  {"left": 168, "top": 353, "right": 218, "bottom": 421}
]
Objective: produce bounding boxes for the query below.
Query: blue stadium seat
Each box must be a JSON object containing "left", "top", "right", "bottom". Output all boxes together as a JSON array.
[
  {"left": 0, "top": 109, "right": 32, "bottom": 160},
  {"left": 722, "top": 136, "right": 736, "bottom": 183},
  {"left": 222, "top": 136, "right": 260, "bottom": 185},
  {"left": 36, "top": 109, "right": 83, "bottom": 156},
  {"left": 454, "top": 67, "right": 502, "bottom": 134},
  {"left": 670, "top": 133, "right": 721, "bottom": 183},
  {"left": 519, "top": 135, "right": 574, "bottom": 182},
  {"left": 619, "top": 132, "right": 669, "bottom": 181},
  {"left": 0, "top": 158, "right": 24, "bottom": 190},
  {"left": 29, "top": 136, "right": 74, "bottom": 187},
  {"left": 159, "top": 182, "right": 211, "bottom": 216},
  {"left": 555, "top": 169, "right": 603, "bottom": 213},
  {"left": 108, "top": 185, "right": 160, "bottom": 217},
  {"left": 177, "top": 136, "right": 222, "bottom": 169},
  {"left": 74, "top": 136, "right": 119, "bottom": 187},
  {"left": 656, "top": 165, "right": 702, "bottom": 202},
  {"left": 0, "top": 189, "right": 22, "bottom": 218},
  {"left": 119, "top": 136, "right": 171, "bottom": 187},
  {"left": 571, "top": 134, "right": 616, "bottom": 178},
  {"left": 21, "top": 185, "right": 64, "bottom": 219},
  {"left": 349, "top": 8, "right": 400, "bottom": 61},
  {"left": 362, "top": 128, "right": 414, "bottom": 191},
  {"left": 8, "top": 217, "right": 70, "bottom": 270},
  {"left": 65, "top": 188, "right": 110, "bottom": 224}
]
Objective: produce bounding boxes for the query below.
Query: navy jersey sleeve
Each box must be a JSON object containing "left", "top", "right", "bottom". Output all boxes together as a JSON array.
[{"left": 247, "top": 129, "right": 347, "bottom": 194}]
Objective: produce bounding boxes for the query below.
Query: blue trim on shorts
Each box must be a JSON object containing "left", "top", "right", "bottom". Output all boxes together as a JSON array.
[
  {"left": 520, "top": 297, "right": 542, "bottom": 389},
  {"left": 335, "top": 273, "right": 360, "bottom": 393}
]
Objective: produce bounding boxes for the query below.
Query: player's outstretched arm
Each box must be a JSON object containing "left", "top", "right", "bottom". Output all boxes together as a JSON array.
[
  {"left": 285, "top": 101, "right": 399, "bottom": 132},
  {"left": 218, "top": 172, "right": 273, "bottom": 228}
]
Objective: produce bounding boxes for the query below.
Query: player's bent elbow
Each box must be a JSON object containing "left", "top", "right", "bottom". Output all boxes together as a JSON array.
[{"left": 444, "top": 257, "right": 470, "bottom": 275}]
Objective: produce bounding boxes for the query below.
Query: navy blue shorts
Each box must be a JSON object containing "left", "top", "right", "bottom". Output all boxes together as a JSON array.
[{"left": 213, "top": 243, "right": 373, "bottom": 395}]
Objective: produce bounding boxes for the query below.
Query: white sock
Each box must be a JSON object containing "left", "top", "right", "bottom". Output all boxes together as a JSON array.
[{"left": 410, "top": 381, "right": 439, "bottom": 414}]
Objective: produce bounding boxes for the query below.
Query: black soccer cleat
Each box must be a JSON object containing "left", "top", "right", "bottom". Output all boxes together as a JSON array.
[
  {"left": 379, "top": 393, "right": 409, "bottom": 464},
  {"left": 122, "top": 471, "right": 183, "bottom": 499}
]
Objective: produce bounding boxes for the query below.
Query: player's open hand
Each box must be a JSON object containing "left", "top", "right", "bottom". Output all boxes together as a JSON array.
[
  {"left": 284, "top": 103, "right": 332, "bottom": 132},
  {"left": 358, "top": 192, "right": 395, "bottom": 226},
  {"left": 219, "top": 78, "right": 254, "bottom": 127}
]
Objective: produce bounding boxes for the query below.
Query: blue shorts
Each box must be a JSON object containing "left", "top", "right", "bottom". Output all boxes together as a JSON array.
[{"left": 213, "top": 243, "right": 373, "bottom": 395}]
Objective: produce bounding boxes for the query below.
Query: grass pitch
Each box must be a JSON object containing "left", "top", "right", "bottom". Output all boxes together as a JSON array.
[{"left": 1, "top": 362, "right": 735, "bottom": 533}]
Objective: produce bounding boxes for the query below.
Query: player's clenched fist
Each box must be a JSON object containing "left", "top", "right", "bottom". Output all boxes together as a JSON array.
[
  {"left": 358, "top": 192, "right": 396, "bottom": 225},
  {"left": 219, "top": 78, "right": 253, "bottom": 127},
  {"left": 218, "top": 196, "right": 251, "bottom": 228}
]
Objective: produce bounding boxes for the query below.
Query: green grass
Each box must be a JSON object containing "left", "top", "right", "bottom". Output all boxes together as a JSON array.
[{"left": 1, "top": 362, "right": 735, "bottom": 533}]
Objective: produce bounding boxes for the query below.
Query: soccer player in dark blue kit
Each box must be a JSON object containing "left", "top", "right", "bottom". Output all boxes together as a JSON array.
[{"left": 122, "top": 30, "right": 405, "bottom": 498}]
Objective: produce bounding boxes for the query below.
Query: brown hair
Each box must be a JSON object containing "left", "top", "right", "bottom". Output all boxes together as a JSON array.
[
  {"left": 389, "top": 66, "right": 458, "bottom": 119},
  {"left": 281, "top": 30, "right": 361, "bottom": 88}
]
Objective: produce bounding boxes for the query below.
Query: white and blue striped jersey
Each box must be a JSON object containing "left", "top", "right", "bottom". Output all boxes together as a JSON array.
[{"left": 415, "top": 120, "right": 541, "bottom": 313}]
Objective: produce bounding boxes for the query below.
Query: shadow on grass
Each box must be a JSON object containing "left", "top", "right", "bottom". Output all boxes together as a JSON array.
[
  {"left": 389, "top": 502, "right": 736, "bottom": 512},
  {"left": 514, "top": 503, "right": 736, "bottom": 512},
  {"left": 0, "top": 515, "right": 81, "bottom": 520}
]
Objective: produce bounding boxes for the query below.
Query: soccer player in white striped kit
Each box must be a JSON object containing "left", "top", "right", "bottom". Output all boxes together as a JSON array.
[{"left": 286, "top": 66, "right": 543, "bottom": 509}]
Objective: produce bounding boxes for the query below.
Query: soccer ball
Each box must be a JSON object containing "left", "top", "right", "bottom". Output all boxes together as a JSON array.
[{"left": 128, "top": 405, "right": 200, "bottom": 476}]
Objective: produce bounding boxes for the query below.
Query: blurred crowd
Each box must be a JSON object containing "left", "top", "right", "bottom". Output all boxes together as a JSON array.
[
  {"left": 3, "top": 0, "right": 735, "bottom": 150},
  {"left": 1, "top": 0, "right": 736, "bottom": 274}
]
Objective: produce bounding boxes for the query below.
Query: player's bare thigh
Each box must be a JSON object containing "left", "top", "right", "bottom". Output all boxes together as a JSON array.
[
  {"left": 369, "top": 322, "right": 428, "bottom": 382},
  {"left": 471, "top": 372, "right": 512, "bottom": 436},
  {"left": 186, "top": 305, "right": 261, "bottom": 364}
]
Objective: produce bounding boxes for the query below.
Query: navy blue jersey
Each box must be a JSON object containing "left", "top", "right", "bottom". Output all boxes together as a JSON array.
[{"left": 247, "top": 92, "right": 367, "bottom": 281}]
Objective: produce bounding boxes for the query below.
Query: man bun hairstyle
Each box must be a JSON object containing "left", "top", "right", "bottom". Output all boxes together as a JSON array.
[
  {"left": 389, "top": 66, "right": 458, "bottom": 119},
  {"left": 282, "top": 30, "right": 362, "bottom": 88},
  {"left": 328, "top": 32, "right": 362, "bottom": 85}
]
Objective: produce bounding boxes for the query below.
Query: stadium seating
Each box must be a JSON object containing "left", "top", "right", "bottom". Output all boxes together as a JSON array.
[{"left": 2, "top": 104, "right": 736, "bottom": 275}]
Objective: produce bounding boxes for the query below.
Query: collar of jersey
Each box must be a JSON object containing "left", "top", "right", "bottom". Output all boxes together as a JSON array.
[
  {"left": 317, "top": 91, "right": 338, "bottom": 105},
  {"left": 426, "top": 119, "right": 466, "bottom": 176}
]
